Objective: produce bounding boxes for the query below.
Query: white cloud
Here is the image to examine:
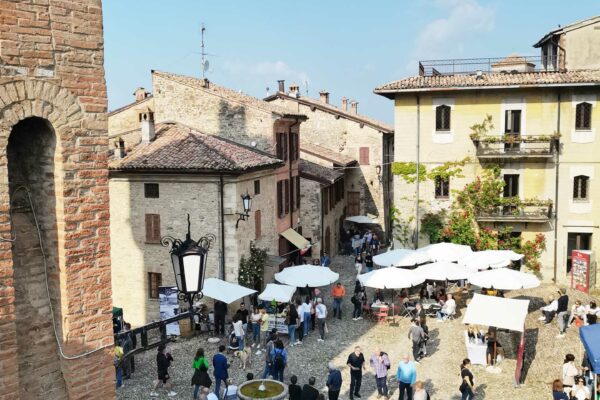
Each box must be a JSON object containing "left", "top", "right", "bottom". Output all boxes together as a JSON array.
[
  {"left": 405, "top": 0, "right": 495, "bottom": 72},
  {"left": 253, "top": 60, "right": 309, "bottom": 85}
]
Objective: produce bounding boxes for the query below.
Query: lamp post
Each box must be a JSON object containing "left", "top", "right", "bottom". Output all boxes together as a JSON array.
[
  {"left": 161, "top": 214, "right": 215, "bottom": 310},
  {"left": 235, "top": 192, "right": 253, "bottom": 228}
]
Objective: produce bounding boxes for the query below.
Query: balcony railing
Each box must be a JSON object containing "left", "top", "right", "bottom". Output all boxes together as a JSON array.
[
  {"left": 471, "top": 135, "right": 559, "bottom": 160},
  {"left": 418, "top": 55, "right": 559, "bottom": 76},
  {"left": 475, "top": 201, "right": 554, "bottom": 223}
]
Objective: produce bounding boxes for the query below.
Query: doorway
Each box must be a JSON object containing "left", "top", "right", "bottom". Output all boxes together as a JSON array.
[
  {"left": 347, "top": 191, "right": 360, "bottom": 216},
  {"left": 567, "top": 232, "right": 592, "bottom": 273}
]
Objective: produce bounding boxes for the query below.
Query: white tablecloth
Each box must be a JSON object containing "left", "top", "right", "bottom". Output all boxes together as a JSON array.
[{"left": 464, "top": 331, "right": 487, "bottom": 366}]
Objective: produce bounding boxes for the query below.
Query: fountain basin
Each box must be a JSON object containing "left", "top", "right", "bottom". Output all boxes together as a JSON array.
[{"left": 238, "top": 379, "right": 288, "bottom": 400}]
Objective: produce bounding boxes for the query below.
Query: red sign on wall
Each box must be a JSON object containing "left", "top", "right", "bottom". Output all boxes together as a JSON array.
[{"left": 571, "top": 250, "right": 592, "bottom": 294}]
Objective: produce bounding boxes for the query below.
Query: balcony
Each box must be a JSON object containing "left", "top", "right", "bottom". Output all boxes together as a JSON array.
[
  {"left": 418, "top": 54, "right": 558, "bottom": 76},
  {"left": 471, "top": 135, "right": 559, "bottom": 161},
  {"left": 475, "top": 200, "right": 554, "bottom": 223}
]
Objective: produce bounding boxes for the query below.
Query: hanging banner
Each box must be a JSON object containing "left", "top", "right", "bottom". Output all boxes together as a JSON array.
[
  {"left": 571, "top": 250, "right": 592, "bottom": 294},
  {"left": 159, "top": 286, "right": 180, "bottom": 336}
]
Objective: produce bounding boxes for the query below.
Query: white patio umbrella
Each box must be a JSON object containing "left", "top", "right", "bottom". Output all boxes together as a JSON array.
[
  {"left": 201, "top": 278, "right": 257, "bottom": 304},
  {"left": 417, "top": 243, "right": 473, "bottom": 262},
  {"left": 415, "top": 261, "right": 472, "bottom": 281},
  {"left": 258, "top": 283, "right": 297, "bottom": 303},
  {"left": 373, "top": 249, "right": 431, "bottom": 267},
  {"left": 358, "top": 267, "right": 425, "bottom": 289},
  {"left": 458, "top": 250, "right": 524, "bottom": 271},
  {"left": 345, "top": 216, "right": 378, "bottom": 224},
  {"left": 468, "top": 268, "right": 540, "bottom": 290},
  {"left": 274, "top": 265, "right": 339, "bottom": 287}
]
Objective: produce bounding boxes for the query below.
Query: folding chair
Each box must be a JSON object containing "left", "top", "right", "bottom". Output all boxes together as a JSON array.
[
  {"left": 374, "top": 306, "right": 389, "bottom": 324},
  {"left": 400, "top": 305, "right": 415, "bottom": 319}
]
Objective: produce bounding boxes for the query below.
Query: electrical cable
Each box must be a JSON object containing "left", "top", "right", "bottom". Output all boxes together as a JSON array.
[{"left": 10, "top": 186, "right": 112, "bottom": 359}]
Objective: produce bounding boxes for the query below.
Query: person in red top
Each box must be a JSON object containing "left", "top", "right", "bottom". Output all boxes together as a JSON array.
[{"left": 331, "top": 283, "right": 346, "bottom": 320}]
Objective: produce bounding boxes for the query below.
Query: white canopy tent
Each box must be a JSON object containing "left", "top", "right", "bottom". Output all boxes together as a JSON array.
[
  {"left": 201, "top": 278, "right": 257, "bottom": 304},
  {"left": 373, "top": 249, "right": 431, "bottom": 267},
  {"left": 415, "top": 261, "right": 472, "bottom": 281},
  {"left": 468, "top": 268, "right": 541, "bottom": 290},
  {"left": 358, "top": 267, "right": 425, "bottom": 289},
  {"left": 462, "top": 293, "right": 530, "bottom": 332},
  {"left": 458, "top": 250, "right": 524, "bottom": 271},
  {"left": 274, "top": 265, "right": 339, "bottom": 287},
  {"left": 258, "top": 283, "right": 297, "bottom": 303},
  {"left": 417, "top": 243, "right": 473, "bottom": 262},
  {"left": 345, "top": 216, "right": 378, "bottom": 224}
]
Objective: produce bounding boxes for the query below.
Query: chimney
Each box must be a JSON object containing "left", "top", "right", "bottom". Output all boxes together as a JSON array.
[
  {"left": 319, "top": 90, "right": 330, "bottom": 104},
  {"left": 341, "top": 97, "right": 348, "bottom": 111},
  {"left": 277, "top": 80, "right": 285, "bottom": 92},
  {"left": 134, "top": 87, "right": 149, "bottom": 102},
  {"left": 140, "top": 111, "right": 155, "bottom": 143},
  {"left": 289, "top": 83, "right": 300, "bottom": 98},
  {"left": 114, "top": 137, "right": 126, "bottom": 159},
  {"left": 202, "top": 78, "right": 210, "bottom": 88},
  {"left": 350, "top": 101, "right": 358, "bottom": 114}
]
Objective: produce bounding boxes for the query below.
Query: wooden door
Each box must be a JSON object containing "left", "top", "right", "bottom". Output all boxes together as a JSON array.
[{"left": 347, "top": 191, "right": 360, "bottom": 216}]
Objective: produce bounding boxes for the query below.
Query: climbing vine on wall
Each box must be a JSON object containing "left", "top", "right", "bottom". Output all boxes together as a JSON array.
[{"left": 391, "top": 157, "right": 470, "bottom": 183}]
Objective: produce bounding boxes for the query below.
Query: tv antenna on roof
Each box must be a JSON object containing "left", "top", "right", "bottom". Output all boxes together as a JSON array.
[{"left": 201, "top": 23, "right": 209, "bottom": 78}]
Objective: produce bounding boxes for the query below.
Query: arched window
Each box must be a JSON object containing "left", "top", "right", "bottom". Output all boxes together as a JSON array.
[
  {"left": 435, "top": 105, "right": 451, "bottom": 131},
  {"left": 575, "top": 102, "right": 592, "bottom": 130},
  {"left": 573, "top": 175, "right": 589, "bottom": 200}
]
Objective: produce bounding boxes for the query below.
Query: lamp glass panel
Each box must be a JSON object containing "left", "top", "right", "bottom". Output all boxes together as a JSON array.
[
  {"left": 171, "top": 253, "right": 183, "bottom": 291},
  {"left": 182, "top": 254, "right": 201, "bottom": 292}
]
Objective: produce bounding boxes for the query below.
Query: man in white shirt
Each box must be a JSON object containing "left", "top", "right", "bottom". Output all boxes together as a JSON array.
[
  {"left": 436, "top": 294, "right": 456, "bottom": 321},
  {"left": 539, "top": 295, "right": 558, "bottom": 324},
  {"left": 315, "top": 298, "right": 327, "bottom": 342}
]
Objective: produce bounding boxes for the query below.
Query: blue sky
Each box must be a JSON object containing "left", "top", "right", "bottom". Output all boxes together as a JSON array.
[{"left": 103, "top": 1, "right": 598, "bottom": 123}]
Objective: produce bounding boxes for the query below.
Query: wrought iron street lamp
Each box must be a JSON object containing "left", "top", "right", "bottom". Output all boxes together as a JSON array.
[
  {"left": 235, "top": 192, "right": 253, "bottom": 228},
  {"left": 161, "top": 215, "right": 215, "bottom": 309}
]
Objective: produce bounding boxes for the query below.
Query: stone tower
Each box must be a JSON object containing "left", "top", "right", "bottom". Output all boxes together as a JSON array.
[{"left": 0, "top": 1, "right": 114, "bottom": 399}]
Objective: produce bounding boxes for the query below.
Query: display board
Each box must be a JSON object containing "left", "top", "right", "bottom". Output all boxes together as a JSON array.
[
  {"left": 571, "top": 250, "right": 594, "bottom": 294},
  {"left": 159, "top": 286, "right": 180, "bottom": 336}
]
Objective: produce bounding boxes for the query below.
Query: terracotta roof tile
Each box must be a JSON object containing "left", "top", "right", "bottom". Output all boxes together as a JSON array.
[
  {"left": 265, "top": 92, "right": 393, "bottom": 133},
  {"left": 153, "top": 70, "right": 306, "bottom": 119},
  {"left": 300, "top": 142, "right": 357, "bottom": 167},
  {"left": 299, "top": 159, "right": 344, "bottom": 184},
  {"left": 110, "top": 123, "right": 282, "bottom": 173},
  {"left": 374, "top": 69, "right": 600, "bottom": 96}
]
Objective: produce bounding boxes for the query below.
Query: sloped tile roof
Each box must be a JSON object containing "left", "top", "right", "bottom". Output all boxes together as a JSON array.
[
  {"left": 110, "top": 123, "right": 282, "bottom": 173},
  {"left": 374, "top": 70, "right": 600, "bottom": 97},
  {"left": 152, "top": 70, "right": 306, "bottom": 119},
  {"left": 300, "top": 142, "right": 357, "bottom": 167},
  {"left": 299, "top": 159, "right": 344, "bottom": 185},
  {"left": 264, "top": 92, "right": 393, "bottom": 133}
]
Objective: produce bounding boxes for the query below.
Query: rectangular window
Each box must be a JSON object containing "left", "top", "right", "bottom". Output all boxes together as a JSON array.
[
  {"left": 289, "top": 132, "right": 299, "bottom": 161},
  {"left": 255, "top": 210, "right": 261, "bottom": 238},
  {"left": 575, "top": 102, "right": 592, "bottom": 130},
  {"left": 359, "top": 147, "right": 370, "bottom": 165},
  {"left": 434, "top": 176, "right": 449, "bottom": 198},
  {"left": 296, "top": 176, "right": 301, "bottom": 210},
  {"left": 284, "top": 179, "right": 290, "bottom": 214},
  {"left": 277, "top": 181, "right": 283, "bottom": 217},
  {"left": 145, "top": 214, "right": 161, "bottom": 243},
  {"left": 148, "top": 272, "right": 162, "bottom": 299},
  {"left": 435, "top": 105, "right": 451, "bottom": 131},
  {"left": 144, "top": 183, "right": 159, "bottom": 198},
  {"left": 254, "top": 180, "right": 260, "bottom": 195},
  {"left": 504, "top": 110, "right": 522, "bottom": 134},
  {"left": 503, "top": 174, "right": 519, "bottom": 215},
  {"left": 573, "top": 175, "right": 589, "bottom": 200}
]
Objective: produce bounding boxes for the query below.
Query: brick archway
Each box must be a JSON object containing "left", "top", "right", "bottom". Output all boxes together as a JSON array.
[{"left": 0, "top": 80, "right": 115, "bottom": 399}]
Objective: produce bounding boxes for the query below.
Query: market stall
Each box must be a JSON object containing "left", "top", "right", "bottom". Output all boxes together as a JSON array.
[
  {"left": 201, "top": 278, "right": 257, "bottom": 304},
  {"left": 579, "top": 324, "right": 600, "bottom": 398},
  {"left": 462, "top": 294, "right": 529, "bottom": 384},
  {"left": 274, "top": 265, "right": 339, "bottom": 287},
  {"left": 468, "top": 268, "right": 540, "bottom": 290},
  {"left": 417, "top": 243, "right": 473, "bottom": 262},
  {"left": 458, "top": 250, "right": 524, "bottom": 271},
  {"left": 373, "top": 249, "right": 431, "bottom": 267}
]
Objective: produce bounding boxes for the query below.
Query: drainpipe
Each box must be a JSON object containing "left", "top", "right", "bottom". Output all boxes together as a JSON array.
[
  {"left": 553, "top": 92, "right": 561, "bottom": 283},
  {"left": 219, "top": 174, "right": 226, "bottom": 280},
  {"left": 415, "top": 95, "right": 421, "bottom": 249}
]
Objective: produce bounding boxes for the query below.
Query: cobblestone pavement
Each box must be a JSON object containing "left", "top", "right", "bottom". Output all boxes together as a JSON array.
[{"left": 117, "top": 255, "right": 593, "bottom": 400}]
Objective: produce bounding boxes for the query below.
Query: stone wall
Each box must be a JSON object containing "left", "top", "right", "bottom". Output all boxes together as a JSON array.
[
  {"left": 107, "top": 96, "right": 154, "bottom": 141},
  {"left": 0, "top": 1, "right": 114, "bottom": 398}
]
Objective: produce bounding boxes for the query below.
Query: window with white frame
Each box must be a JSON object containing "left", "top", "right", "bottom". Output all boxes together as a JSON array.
[
  {"left": 573, "top": 175, "right": 589, "bottom": 200},
  {"left": 435, "top": 105, "right": 451, "bottom": 131},
  {"left": 575, "top": 102, "right": 592, "bottom": 130}
]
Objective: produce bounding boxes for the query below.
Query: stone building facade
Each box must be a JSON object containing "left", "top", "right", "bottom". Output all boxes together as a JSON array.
[
  {"left": 0, "top": 1, "right": 114, "bottom": 399},
  {"left": 265, "top": 85, "right": 394, "bottom": 239},
  {"left": 109, "top": 122, "right": 282, "bottom": 326},
  {"left": 375, "top": 15, "right": 600, "bottom": 284}
]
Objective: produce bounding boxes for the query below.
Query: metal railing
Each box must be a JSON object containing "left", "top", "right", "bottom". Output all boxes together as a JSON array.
[
  {"left": 476, "top": 203, "right": 554, "bottom": 223},
  {"left": 472, "top": 135, "right": 559, "bottom": 159},
  {"left": 418, "top": 55, "right": 559, "bottom": 76}
]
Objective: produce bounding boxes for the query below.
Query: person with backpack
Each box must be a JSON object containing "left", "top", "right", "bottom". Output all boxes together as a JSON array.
[
  {"left": 459, "top": 359, "right": 474, "bottom": 400},
  {"left": 262, "top": 330, "right": 277, "bottom": 379},
  {"left": 270, "top": 339, "right": 288, "bottom": 382},
  {"left": 370, "top": 347, "right": 391, "bottom": 399}
]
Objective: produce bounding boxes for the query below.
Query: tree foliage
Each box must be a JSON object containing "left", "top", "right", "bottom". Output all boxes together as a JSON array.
[{"left": 238, "top": 242, "right": 267, "bottom": 289}]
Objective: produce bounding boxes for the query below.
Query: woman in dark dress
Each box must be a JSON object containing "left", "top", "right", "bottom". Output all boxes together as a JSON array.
[
  {"left": 459, "top": 358, "right": 474, "bottom": 400},
  {"left": 191, "top": 348, "right": 212, "bottom": 400}
]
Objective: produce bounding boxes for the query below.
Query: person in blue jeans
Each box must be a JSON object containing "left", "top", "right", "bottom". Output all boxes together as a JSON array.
[
  {"left": 262, "top": 331, "right": 276, "bottom": 379},
  {"left": 212, "top": 345, "right": 229, "bottom": 399},
  {"left": 301, "top": 298, "right": 311, "bottom": 337},
  {"left": 270, "top": 340, "right": 288, "bottom": 382},
  {"left": 460, "top": 359, "right": 475, "bottom": 400},
  {"left": 396, "top": 353, "right": 416, "bottom": 400},
  {"left": 287, "top": 304, "right": 299, "bottom": 345}
]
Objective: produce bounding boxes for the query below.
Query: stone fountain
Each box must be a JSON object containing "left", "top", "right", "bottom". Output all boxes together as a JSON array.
[{"left": 237, "top": 379, "right": 288, "bottom": 400}]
